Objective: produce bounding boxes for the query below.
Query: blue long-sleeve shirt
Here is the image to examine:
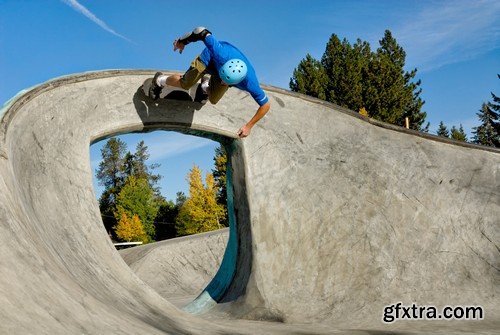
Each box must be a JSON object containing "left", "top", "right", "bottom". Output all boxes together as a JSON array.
[{"left": 199, "top": 35, "right": 269, "bottom": 106}]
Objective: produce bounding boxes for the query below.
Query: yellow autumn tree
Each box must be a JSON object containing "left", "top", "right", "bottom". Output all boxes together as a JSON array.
[
  {"left": 359, "top": 107, "right": 369, "bottom": 117},
  {"left": 114, "top": 212, "right": 148, "bottom": 243},
  {"left": 175, "top": 165, "right": 226, "bottom": 236}
]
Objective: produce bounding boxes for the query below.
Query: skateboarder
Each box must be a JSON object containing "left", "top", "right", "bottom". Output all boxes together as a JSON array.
[{"left": 149, "top": 27, "right": 271, "bottom": 138}]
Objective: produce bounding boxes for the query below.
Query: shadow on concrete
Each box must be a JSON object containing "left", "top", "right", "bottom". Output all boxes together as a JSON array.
[{"left": 133, "top": 80, "right": 201, "bottom": 131}]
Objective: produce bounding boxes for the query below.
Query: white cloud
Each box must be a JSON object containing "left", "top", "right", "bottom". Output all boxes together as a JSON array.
[
  {"left": 61, "top": 0, "right": 132, "bottom": 43},
  {"left": 395, "top": 0, "right": 500, "bottom": 71},
  {"left": 144, "top": 133, "right": 215, "bottom": 162},
  {"left": 89, "top": 132, "right": 216, "bottom": 169}
]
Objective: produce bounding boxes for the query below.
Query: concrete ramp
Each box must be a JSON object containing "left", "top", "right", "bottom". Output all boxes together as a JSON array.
[
  {"left": 120, "top": 228, "right": 229, "bottom": 308},
  {"left": 0, "top": 70, "right": 498, "bottom": 334}
]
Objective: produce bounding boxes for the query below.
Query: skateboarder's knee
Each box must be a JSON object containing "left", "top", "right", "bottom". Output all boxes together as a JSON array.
[
  {"left": 208, "top": 94, "right": 223, "bottom": 104},
  {"left": 180, "top": 56, "right": 207, "bottom": 90},
  {"left": 180, "top": 69, "right": 202, "bottom": 90},
  {"left": 208, "top": 80, "right": 228, "bottom": 104},
  {"left": 179, "top": 77, "right": 194, "bottom": 90}
]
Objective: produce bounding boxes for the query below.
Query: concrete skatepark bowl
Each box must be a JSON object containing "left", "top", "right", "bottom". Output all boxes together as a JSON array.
[{"left": 0, "top": 70, "right": 498, "bottom": 334}]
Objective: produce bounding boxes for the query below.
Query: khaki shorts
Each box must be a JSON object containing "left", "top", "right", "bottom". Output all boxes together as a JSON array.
[{"left": 180, "top": 56, "right": 229, "bottom": 104}]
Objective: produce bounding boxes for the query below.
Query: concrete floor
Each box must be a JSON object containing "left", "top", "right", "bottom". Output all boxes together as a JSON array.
[{"left": 0, "top": 70, "right": 498, "bottom": 334}]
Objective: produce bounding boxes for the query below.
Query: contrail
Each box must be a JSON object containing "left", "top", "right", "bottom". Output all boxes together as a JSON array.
[{"left": 61, "top": 0, "right": 132, "bottom": 43}]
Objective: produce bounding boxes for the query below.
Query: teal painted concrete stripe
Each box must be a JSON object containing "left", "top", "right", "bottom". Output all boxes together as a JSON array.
[{"left": 183, "top": 140, "right": 238, "bottom": 314}]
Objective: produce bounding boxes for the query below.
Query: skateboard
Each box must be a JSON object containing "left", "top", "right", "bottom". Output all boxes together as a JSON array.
[{"left": 142, "top": 77, "right": 207, "bottom": 104}]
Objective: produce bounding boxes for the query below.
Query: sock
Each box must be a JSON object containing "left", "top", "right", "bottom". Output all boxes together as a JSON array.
[
  {"left": 201, "top": 80, "right": 209, "bottom": 93},
  {"left": 156, "top": 75, "right": 168, "bottom": 87}
]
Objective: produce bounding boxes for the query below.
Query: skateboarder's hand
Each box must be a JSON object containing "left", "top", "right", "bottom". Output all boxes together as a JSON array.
[
  {"left": 173, "top": 39, "right": 185, "bottom": 54},
  {"left": 237, "top": 125, "right": 251, "bottom": 138}
]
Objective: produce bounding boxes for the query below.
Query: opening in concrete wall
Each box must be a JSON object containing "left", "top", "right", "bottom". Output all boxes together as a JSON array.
[
  {"left": 90, "top": 131, "right": 229, "bottom": 242},
  {"left": 90, "top": 130, "right": 229, "bottom": 245},
  {"left": 89, "top": 130, "right": 239, "bottom": 310}
]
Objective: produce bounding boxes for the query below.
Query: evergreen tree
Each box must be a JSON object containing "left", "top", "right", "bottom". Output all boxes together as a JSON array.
[
  {"left": 175, "top": 165, "right": 226, "bottom": 236},
  {"left": 472, "top": 77, "right": 500, "bottom": 147},
  {"left": 290, "top": 30, "right": 427, "bottom": 131},
  {"left": 95, "top": 138, "right": 164, "bottom": 238},
  {"left": 289, "top": 54, "right": 327, "bottom": 100},
  {"left": 96, "top": 138, "right": 127, "bottom": 199},
  {"left": 421, "top": 122, "right": 431, "bottom": 133},
  {"left": 472, "top": 102, "right": 500, "bottom": 147},
  {"left": 114, "top": 176, "right": 160, "bottom": 242},
  {"left": 321, "top": 34, "right": 365, "bottom": 110},
  {"left": 212, "top": 145, "right": 229, "bottom": 227},
  {"left": 122, "top": 152, "right": 135, "bottom": 179},
  {"left": 134, "top": 141, "right": 161, "bottom": 189},
  {"left": 450, "top": 124, "right": 468, "bottom": 142},
  {"left": 123, "top": 141, "right": 162, "bottom": 197},
  {"left": 96, "top": 137, "right": 127, "bottom": 236},
  {"left": 490, "top": 85, "right": 500, "bottom": 145},
  {"left": 401, "top": 70, "right": 427, "bottom": 131},
  {"left": 212, "top": 146, "right": 227, "bottom": 204},
  {"left": 437, "top": 121, "right": 450, "bottom": 138},
  {"left": 154, "top": 199, "right": 178, "bottom": 240},
  {"left": 175, "top": 191, "right": 187, "bottom": 208},
  {"left": 369, "top": 30, "right": 425, "bottom": 128}
]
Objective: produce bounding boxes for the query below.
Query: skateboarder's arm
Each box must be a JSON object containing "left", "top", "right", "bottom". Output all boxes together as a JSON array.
[
  {"left": 174, "top": 27, "right": 211, "bottom": 53},
  {"left": 237, "top": 102, "right": 271, "bottom": 138}
]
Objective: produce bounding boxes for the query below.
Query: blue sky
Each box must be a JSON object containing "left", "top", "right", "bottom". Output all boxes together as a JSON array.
[{"left": 1, "top": 0, "right": 499, "bottom": 201}]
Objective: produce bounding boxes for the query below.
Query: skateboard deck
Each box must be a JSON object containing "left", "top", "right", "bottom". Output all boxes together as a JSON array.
[{"left": 142, "top": 78, "right": 207, "bottom": 104}]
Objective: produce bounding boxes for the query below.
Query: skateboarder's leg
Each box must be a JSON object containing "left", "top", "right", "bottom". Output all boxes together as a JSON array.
[
  {"left": 177, "top": 56, "right": 206, "bottom": 89},
  {"left": 207, "top": 75, "right": 229, "bottom": 104},
  {"left": 164, "top": 74, "right": 183, "bottom": 88},
  {"left": 154, "top": 56, "right": 206, "bottom": 89}
]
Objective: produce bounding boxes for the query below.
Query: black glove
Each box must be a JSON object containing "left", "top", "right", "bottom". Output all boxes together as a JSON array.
[{"left": 178, "top": 27, "right": 211, "bottom": 45}]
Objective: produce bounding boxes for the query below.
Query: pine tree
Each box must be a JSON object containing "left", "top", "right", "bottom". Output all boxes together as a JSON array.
[
  {"left": 96, "top": 138, "right": 127, "bottom": 200},
  {"left": 291, "top": 30, "right": 427, "bottom": 131},
  {"left": 472, "top": 76, "right": 500, "bottom": 147},
  {"left": 472, "top": 102, "right": 499, "bottom": 147},
  {"left": 175, "top": 165, "right": 226, "bottom": 236},
  {"left": 123, "top": 141, "right": 162, "bottom": 197},
  {"left": 368, "top": 30, "right": 425, "bottom": 128},
  {"left": 212, "top": 145, "right": 228, "bottom": 226},
  {"left": 450, "top": 124, "right": 468, "bottom": 142},
  {"left": 154, "top": 199, "right": 178, "bottom": 240},
  {"left": 289, "top": 54, "right": 328, "bottom": 100},
  {"left": 401, "top": 69, "right": 427, "bottom": 131},
  {"left": 437, "top": 121, "right": 450, "bottom": 138},
  {"left": 96, "top": 138, "right": 164, "bottom": 239},
  {"left": 175, "top": 191, "right": 187, "bottom": 208},
  {"left": 320, "top": 34, "right": 364, "bottom": 110},
  {"left": 96, "top": 137, "right": 127, "bottom": 236},
  {"left": 134, "top": 141, "right": 161, "bottom": 189},
  {"left": 122, "top": 152, "right": 135, "bottom": 179}
]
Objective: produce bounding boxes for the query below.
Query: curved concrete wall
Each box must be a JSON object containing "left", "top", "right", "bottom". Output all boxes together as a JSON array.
[
  {"left": 120, "top": 228, "right": 229, "bottom": 307},
  {"left": 0, "top": 70, "right": 498, "bottom": 334}
]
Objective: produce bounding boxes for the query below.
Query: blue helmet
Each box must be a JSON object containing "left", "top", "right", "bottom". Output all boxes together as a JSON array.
[{"left": 219, "top": 59, "right": 247, "bottom": 85}]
